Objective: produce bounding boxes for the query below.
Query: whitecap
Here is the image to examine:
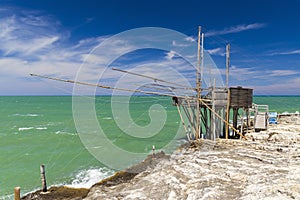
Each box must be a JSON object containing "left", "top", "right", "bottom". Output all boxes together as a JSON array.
[
  {"left": 26, "top": 114, "right": 41, "bottom": 117},
  {"left": 36, "top": 127, "right": 47, "bottom": 130},
  {"left": 18, "top": 127, "right": 34, "bottom": 131},
  {"left": 55, "top": 131, "right": 77, "bottom": 136},
  {"left": 12, "top": 113, "right": 42, "bottom": 117}
]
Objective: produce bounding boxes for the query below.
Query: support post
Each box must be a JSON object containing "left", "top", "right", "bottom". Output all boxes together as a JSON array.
[
  {"left": 14, "top": 187, "right": 20, "bottom": 200},
  {"left": 40, "top": 164, "right": 47, "bottom": 192},
  {"left": 195, "top": 26, "right": 201, "bottom": 139},
  {"left": 226, "top": 89, "right": 230, "bottom": 139},
  {"left": 199, "top": 98, "right": 247, "bottom": 140},
  {"left": 226, "top": 44, "right": 230, "bottom": 87},
  {"left": 212, "top": 79, "right": 216, "bottom": 140},
  {"left": 233, "top": 108, "right": 239, "bottom": 137}
]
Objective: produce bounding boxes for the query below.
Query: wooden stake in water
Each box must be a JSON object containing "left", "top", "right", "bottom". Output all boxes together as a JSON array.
[
  {"left": 152, "top": 145, "right": 156, "bottom": 156},
  {"left": 40, "top": 164, "right": 47, "bottom": 192},
  {"left": 14, "top": 187, "right": 20, "bottom": 200}
]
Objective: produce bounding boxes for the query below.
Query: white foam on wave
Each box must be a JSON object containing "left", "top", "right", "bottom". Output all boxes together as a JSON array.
[
  {"left": 18, "top": 127, "right": 48, "bottom": 131},
  {"left": 67, "top": 167, "right": 114, "bottom": 188},
  {"left": 12, "top": 113, "right": 42, "bottom": 117},
  {"left": 18, "top": 127, "right": 34, "bottom": 131},
  {"left": 55, "top": 131, "right": 77, "bottom": 136},
  {"left": 1, "top": 193, "right": 14, "bottom": 200}
]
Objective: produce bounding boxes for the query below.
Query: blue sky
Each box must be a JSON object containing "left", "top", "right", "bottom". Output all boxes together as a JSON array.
[{"left": 0, "top": 0, "right": 300, "bottom": 95}]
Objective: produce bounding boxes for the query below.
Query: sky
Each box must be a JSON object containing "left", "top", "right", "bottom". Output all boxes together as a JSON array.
[{"left": 0, "top": 0, "right": 300, "bottom": 95}]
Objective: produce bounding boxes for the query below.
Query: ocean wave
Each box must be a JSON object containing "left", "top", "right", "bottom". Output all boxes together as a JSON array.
[
  {"left": 12, "top": 113, "right": 43, "bottom": 117},
  {"left": 18, "top": 127, "right": 34, "bottom": 131},
  {"left": 18, "top": 127, "right": 48, "bottom": 131},
  {"left": 0, "top": 193, "right": 14, "bottom": 200},
  {"left": 67, "top": 167, "right": 114, "bottom": 188},
  {"left": 55, "top": 131, "right": 77, "bottom": 136}
]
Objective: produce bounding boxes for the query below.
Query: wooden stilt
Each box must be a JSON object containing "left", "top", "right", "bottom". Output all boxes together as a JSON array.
[
  {"left": 199, "top": 98, "right": 247, "bottom": 140},
  {"left": 226, "top": 89, "right": 230, "bottom": 139},
  {"left": 176, "top": 104, "right": 188, "bottom": 134}
]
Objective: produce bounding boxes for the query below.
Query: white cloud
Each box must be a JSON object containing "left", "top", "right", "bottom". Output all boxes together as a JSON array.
[
  {"left": 229, "top": 66, "right": 300, "bottom": 80},
  {"left": 185, "top": 36, "right": 196, "bottom": 42},
  {"left": 250, "top": 77, "right": 300, "bottom": 95},
  {"left": 172, "top": 40, "right": 186, "bottom": 47},
  {"left": 165, "top": 51, "right": 176, "bottom": 60},
  {"left": 0, "top": 9, "right": 105, "bottom": 94},
  {"left": 0, "top": 13, "right": 64, "bottom": 56},
  {"left": 207, "top": 47, "right": 225, "bottom": 56},
  {"left": 206, "top": 23, "right": 266, "bottom": 36},
  {"left": 269, "top": 49, "right": 300, "bottom": 56},
  {"left": 230, "top": 65, "right": 256, "bottom": 79},
  {"left": 269, "top": 70, "right": 300, "bottom": 77}
]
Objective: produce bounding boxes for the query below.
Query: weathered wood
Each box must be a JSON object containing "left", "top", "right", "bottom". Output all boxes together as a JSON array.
[
  {"left": 195, "top": 26, "right": 202, "bottom": 140},
  {"left": 40, "top": 164, "right": 47, "bottom": 192},
  {"left": 176, "top": 104, "right": 188, "bottom": 135},
  {"left": 14, "top": 187, "right": 20, "bottom": 200},
  {"left": 229, "top": 87, "right": 253, "bottom": 108},
  {"left": 226, "top": 44, "right": 230, "bottom": 87},
  {"left": 199, "top": 98, "right": 247, "bottom": 140},
  {"left": 226, "top": 89, "right": 230, "bottom": 139},
  {"left": 112, "top": 68, "right": 194, "bottom": 90}
]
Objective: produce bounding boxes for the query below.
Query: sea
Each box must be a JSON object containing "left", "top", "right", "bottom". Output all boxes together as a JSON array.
[{"left": 0, "top": 95, "right": 299, "bottom": 199}]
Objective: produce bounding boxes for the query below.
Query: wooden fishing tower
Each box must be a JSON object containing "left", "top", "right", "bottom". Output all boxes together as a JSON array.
[
  {"left": 30, "top": 26, "right": 256, "bottom": 141},
  {"left": 171, "top": 27, "right": 252, "bottom": 141}
]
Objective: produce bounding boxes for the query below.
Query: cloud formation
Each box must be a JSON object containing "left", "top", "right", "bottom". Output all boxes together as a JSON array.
[
  {"left": 0, "top": 8, "right": 105, "bottom": 94},
  {"left": 206, "top": 23, "right": 266, "bottom": 36},
  {"left": 269, "top": 49, "right": 300, "bottom": 56},
  {"left": 207, "top": 47, "right": 225, "bottom": 56}
]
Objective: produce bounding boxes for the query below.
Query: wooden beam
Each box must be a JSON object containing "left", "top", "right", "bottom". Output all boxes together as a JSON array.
[
  {"left": 112, "top": 68, "right": 195, "bottom": 90},
  {"left": 199, "top": 98, "right": 247, "bottom": 140}
]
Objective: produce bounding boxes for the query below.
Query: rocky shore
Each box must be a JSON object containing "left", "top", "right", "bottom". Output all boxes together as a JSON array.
[{"left": 22, "top": 115, "right": 300, "bottom": 200}]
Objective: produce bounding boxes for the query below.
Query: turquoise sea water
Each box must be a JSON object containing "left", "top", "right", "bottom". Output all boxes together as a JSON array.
[
  {"left": 0, "top": 95, "right": 299, "bottom": 199},
  {"left": 0, "top": 96, "right": 183, "bottom": 199}
]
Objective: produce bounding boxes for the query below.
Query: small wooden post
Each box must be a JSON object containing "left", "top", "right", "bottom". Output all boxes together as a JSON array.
[
  {"left": 152, "top": 145, "right": 155, "bottom": 156},
  {"left": 40, "top": 164, "right": 47, "bottom": 192},
  {"left": 14, "top": 187, "right": 20, "bottom": 200}
]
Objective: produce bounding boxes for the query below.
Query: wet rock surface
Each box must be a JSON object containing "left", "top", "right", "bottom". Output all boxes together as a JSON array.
[{"left": 21, "top": 186, "right": 89, "bottom": 200}]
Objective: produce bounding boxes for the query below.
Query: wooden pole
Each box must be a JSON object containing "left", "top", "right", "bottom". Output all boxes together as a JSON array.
[
  {"left": 40, "top": 164, "right": 47, "bottom": 192},
  {"left": 226, "top": 89, "right": 230, "bottom": 139},
  {"left": 14, "top": 187, "right": 20, "bottom": 200},
  {"left": 176, "top": 104, "right": 188, "bottom": 134},
  {"left": 226, "top": 44, "right": 230, "bottom": 87},
  {"left": 200, "top": 33, "right": 204, "bottom": 139},
  {"left": 201, "top": 33, "right": 204, "bottom": 82},
  {"left": 213, "top": 79, "right": 216, "bottom": 140},
  {"left": 112, "top": 67, "right": 195, "bottom": 90},
  {"left": 182, "top": 105, "right": 197, "bottom": 137},
  {"left": 30, "top": 73, "right": 201, "bottom": 101},
  {"left": 195, "top": 26, "right": 201, "bottom": 140}
]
